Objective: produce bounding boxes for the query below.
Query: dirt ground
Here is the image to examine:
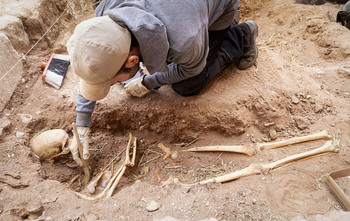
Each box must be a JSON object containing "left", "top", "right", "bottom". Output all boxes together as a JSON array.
[{"left": 1, "top": 0, "right": 350, "bottom": 220}]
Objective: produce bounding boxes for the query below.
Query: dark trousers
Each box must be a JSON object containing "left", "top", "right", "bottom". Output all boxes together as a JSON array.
[{"left": 171, "top": 23, "right": 250, "bottom": 96}]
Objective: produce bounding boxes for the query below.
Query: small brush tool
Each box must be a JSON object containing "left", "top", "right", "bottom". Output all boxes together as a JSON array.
[{"left": 41, "top": 53, "right": 70, "bottom": 89}]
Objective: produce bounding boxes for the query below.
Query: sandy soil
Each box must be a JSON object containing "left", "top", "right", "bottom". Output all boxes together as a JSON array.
[{"left": 1, "top": 0, "right": 350, "bottom": 220}]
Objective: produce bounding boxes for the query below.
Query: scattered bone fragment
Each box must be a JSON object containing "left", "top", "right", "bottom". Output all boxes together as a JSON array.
[
  {"left": 158, "top": 143, "right": 178, "bottom": 160},
  {"left": 66, "top": 162, "right": 79, "bottom": 168},
  {"left": 75, "top": 133, "right": 137, "bottom": 200},
  {"left": 5, "top": 172, "right": 21, "bottom": 179},
  {"left": 0, "top": 177, "right": 29, "bottom": 188},
  {"left": 87, "top": 171, "right": 109, "bottom": 194},
  {"left": 68, "top": 174, "right": 80, "bottom": 189},
  {"left": 146, "top": 200, "right": 160, "bottom": 212},
  {"left": 158, "top": 143, "right": 171, "bottom": 160},
  {"left": 139, "top": 122, "right": 150, "bottom": 131},
  {"left": 161, "top": 175, "right": 174, "bottom": 187}
]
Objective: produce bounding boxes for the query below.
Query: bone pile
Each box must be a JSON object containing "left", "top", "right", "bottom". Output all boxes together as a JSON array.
[{"left": 75, "top": 133, "right": 137, "bottom": 200}]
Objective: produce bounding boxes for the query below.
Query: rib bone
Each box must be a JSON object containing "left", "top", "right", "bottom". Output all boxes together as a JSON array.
[
  {"left": 75, "top": 133, "right": 137, "bottom": 200},
  {"left": 185, "top": 130, "right": 332, "bottom": 156}
]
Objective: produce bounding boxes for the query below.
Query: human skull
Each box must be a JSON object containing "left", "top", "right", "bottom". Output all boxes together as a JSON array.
[{"left": 31, "top": 129, "right": 69, "bottom": 161}]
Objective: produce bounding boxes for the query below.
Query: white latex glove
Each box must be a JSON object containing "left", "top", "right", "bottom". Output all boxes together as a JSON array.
[
  {"left": 125, "top": 76, "right": 150, "bottom": 98},
  {"left": 68, "top": 126, "right": 90, "bottom": 167}
]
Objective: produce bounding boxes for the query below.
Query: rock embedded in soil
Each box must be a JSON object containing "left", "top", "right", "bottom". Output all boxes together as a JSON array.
[
  {"left": 291, "top": 95, "right": 300, "bottom": 104},
  {"left": 293, "top": 116, "right": 309, "bottom": 130},
  {"left": 314, "top": 103, "right": 324, "bottom": 113},
  {"left": 11, "top": 200, "right": 44, "bottom": 219},
  {"left": 0, "top": 119, "right": 11, "bottom": 139},
  {"left": 337, "top": 68, "right": 350, "bottom": 79},
  {"left": 269, "top": 129, "right": 277, "bottom": 140},
  {"left": 146, "top": 200, "right": 160, "bottom": 212}
]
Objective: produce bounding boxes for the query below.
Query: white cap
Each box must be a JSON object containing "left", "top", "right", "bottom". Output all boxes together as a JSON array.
[{"left": 67, "top": 16, "right": 131, "bottom": 101}]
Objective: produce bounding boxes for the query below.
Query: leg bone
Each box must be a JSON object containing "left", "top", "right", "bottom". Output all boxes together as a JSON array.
[
  {"left": 184, "top": 144, "right": 256, "bottom": 157},
  {"left": 178, "top": 140, "right": 336, "bottom": 185},
  {"left": 260, "top": 140, "right": 335, "bottom": 174},
  {"left": 184, "top": 130, "right": 332, "bottom": 156},
  {"left": 257, "top": 130, "right": 332, "bottom": 150}
]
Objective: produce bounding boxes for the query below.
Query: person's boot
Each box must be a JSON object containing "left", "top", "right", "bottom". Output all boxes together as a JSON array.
[{"left": 236, "top": 20, "right": 259, "bottom": 70}]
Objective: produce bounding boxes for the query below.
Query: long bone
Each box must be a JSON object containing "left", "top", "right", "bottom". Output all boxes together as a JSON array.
[
  {"left": 184, "top": 130, "right": 332, "bottom": 156},
  {"left": 105, "top": 134, "right": 137, "bottom": 198},
  {"left": 75, "top": 133, "right": 137, "bottom": 200},
  {"left": 178, "top": 140, "right": 336, "bottom": 185}
]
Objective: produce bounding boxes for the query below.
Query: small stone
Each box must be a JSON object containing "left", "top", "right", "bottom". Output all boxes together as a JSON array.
[
  {"left": 15, "top": 131, "right": 25, "bottom": 137},
  {"left": 12, "top": 200, "right": 44, "bottom": 219},
  {"left": 181, "top": 186, "right": 191, "bottom": 194},
  {"left": 0, "top": 119, "right": 11, "bottom": 139},
  {"left": 293, "top": 116, "right": 309, "bottom": 130},
  {"left": 269, "top": 129, "right": 277, "bottom": 140},
  {"left": 291, "top": 95, "right": 299, "bottom": 104},
  {"left": 146, "top": 200, "right": 160, "bottom": 212},
  {"left": 337, "top": 68, "right": 350, "bottom": 79},
  {"left": 18, "top": 114, "right": 32, "bottom": 123},
  {"left": 314, "top": 104, "right": 324, "bottom": 113},
  {"left": 40, "top": 194, "right": 58, "bottom": 204},
  {"left": 26, "top": 200, "right": 44, "bottom": 216},
  {"left": 84, "top": 213, "right": 99, "bottom": 221}
]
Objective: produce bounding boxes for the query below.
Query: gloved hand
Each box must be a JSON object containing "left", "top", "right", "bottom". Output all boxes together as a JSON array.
[
  {"left": 125, "top": 76, "right": 150, "bottom": 98},
  {"left": 68, "top": 126, "right": 90, "bottom": 167}
]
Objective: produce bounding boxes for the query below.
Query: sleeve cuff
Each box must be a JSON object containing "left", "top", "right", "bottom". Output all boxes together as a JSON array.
[
  {"left": 76, "top": 112, "right": 92, "bottom": 127},
  {"left": 143, "top": 74, "right": 162, "bottom": 90}
]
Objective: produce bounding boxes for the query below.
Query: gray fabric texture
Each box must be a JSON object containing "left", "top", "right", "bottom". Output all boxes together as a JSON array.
[
  {"left": 96, "top": 0, "right": 239, "bottom": 89},
  {"left": 76, "top": 0, "right": 240, "bottom": 127}
]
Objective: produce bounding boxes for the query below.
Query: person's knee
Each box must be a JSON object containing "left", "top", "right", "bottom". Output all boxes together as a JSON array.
[{"left": 171, "top": 84, "right": 201, "bottom": 97}]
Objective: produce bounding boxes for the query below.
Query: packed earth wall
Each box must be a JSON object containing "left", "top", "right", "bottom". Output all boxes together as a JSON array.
[{"left": 0, "top": 0, "right": 86, "bottom": 112}]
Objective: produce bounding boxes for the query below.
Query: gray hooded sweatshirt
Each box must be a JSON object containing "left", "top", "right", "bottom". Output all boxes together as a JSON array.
[{"left": 76, "top": 0, "right": 240, "bottom": 127}]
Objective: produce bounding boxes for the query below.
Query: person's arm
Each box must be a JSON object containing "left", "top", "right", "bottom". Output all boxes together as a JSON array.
[
  {"left": 68, "top": 91, "right": 95, "bottom": 167},
  {"left": 76, "top": 91, "right": 96, "bottom": 127}
]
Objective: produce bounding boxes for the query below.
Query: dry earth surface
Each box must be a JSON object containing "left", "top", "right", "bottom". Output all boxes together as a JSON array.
[{"left": 1, "top": 0, "right": 350, "bottom": 220}]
